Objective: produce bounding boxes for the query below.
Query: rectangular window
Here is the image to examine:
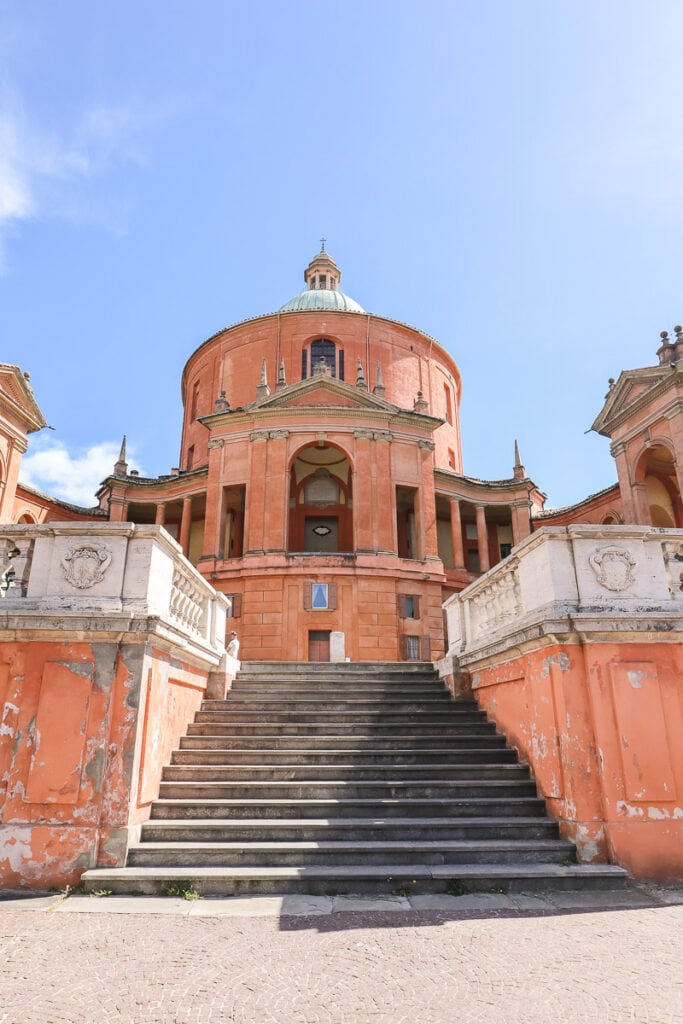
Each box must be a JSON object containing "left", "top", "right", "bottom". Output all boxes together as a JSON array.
[
  {"left": 319, "top": 275, "right": 327, "bottom": 288},
  {"left": 301, "top": 350, "right": 308, "bottom": 380},
  {"left": 303, "top": 581, "right": 338, "bottom": 611},
  {"left": 402, "top": 635, "right": 431, "bottom": 660},
  {"left": 448, "top": 449, "right": 456, "bottom": 469},
  {"left": 405, "top": 635, "right": 420, "bottom": 660},
  {"left": 226, "top": 594, "right": 242, "bottom": 618},
  {"left": 444, "top": 383, "right": 453, "bottom": 425},
  {"left": 191, "top": 381, "right": 200, "bottom": 420},
  {"left": 398, "top": 594, "right": 420, "bottom": 619},
  {"left": 338, "top": 349, "right": 345, "bottom": 381}
]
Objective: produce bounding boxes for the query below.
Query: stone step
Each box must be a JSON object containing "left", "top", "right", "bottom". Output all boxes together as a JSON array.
[
  {"left": 237, "top": 662, "right": 436, "bottom": 674},
  {"left": 192, "top": 711, "right": 488, "bottom": 726},
  {"left": 216, "top": 692, "right": 456, "bottom": 708},
  {"left": 178, "top": 733, "right": 509, "bottom": 751},
  {"left": 82, "top": 862, "right": 629, "bottom": 897},
  {"left": 162, "top": 763, "right": 530, "bottom": 782},
  {"left": 186, "top": 721, "right": 498, "bottom": 736},
  {"left": 200, "top": 701, "right": 471, "bottom": 714},
  {"left": 149, "top": 796, "right": 548, "bottom": 820},
  {"left": 157, "top": 780, "right": 539, "bottom": 801},
  {"left": 170, "top": 747, "right": 520, "bottom": 766},
  {"left": 139, "top": 816, "right": 562, "bottom": 843},
  {"left": 127, "top": 838, "right": 576, "bottom": 868},
  {"left": 178, "top": 733, "right": 507, "bottom": 751}
]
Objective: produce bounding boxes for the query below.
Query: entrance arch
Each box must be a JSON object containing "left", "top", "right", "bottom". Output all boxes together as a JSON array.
[
  {"left": 288, "top": 444, "right": 353, "bottom": 552},
  {"left": 635, "top": 444, "right": 683, "bottom": 527}
]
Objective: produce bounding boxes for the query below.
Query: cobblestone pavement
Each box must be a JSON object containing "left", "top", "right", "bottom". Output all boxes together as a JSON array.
[{"left": 0, "top": 888, "right": 682, "bottom": 1024}]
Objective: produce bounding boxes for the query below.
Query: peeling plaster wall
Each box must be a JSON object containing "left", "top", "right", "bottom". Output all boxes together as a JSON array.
[
  {"left": 471, "top": 641, "right": 683, "bottom": 881},
  {"left": 0, "top": 640, "right": 208, "bottom": 890}
]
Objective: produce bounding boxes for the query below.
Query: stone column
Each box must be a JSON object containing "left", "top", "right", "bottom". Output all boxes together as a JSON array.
[
  {"left": 612, "top": 443, "right": 638, "bottom": 523},
  {"left": 154, "top": 504, "right": 166, "bottom": 526},
  {"left": 449, "top": 498, "right": 465, "bottom": 568},
  {"left": 179, "top": 496, "right": 193, "bottom": 557},
  {"left": 244, "top": 431, "right": 268, "bottom": 553},
  {"left": 108, "top": 494, "right": 128, "bottom": 523},
  {"left": 476, "top": 504, "right": 490, "bottom": 574},
  {"left": 201, "top": 439, "right": 224, "bottom": 560},
  {"left": 374, "top": 432, "right": 394, "bottom": 552},
  {"left": 511, "top": 500, "right": 530, "bottom": 546},
  {"left": 418, "top": 441, "right": 439, "bottom": 560},
  {"left": 354, "top": 431, "right": 374, "bottom": 553},
  {"left": 264, "top": 431, "right": 289, "bottom": 552}
]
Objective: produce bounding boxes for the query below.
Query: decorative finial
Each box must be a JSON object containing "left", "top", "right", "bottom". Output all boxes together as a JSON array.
[
  {"left": 373, "top": 361, "right": 386, "bottom": 397},
  {"left": 657, "top": 328, "right": 677, "bottom": 367},
  {"left": 513, "top": 439, "right": 525, "bottom": 480},
  {"left": 276, "top": 360, "right": 287, "bottom": 390},
  {"left": 214, "top": 389, "right": 231, "bottom": 413},
  {"left": 356, "top": 358, "right": 367, "bottom": 389},
  {"left": 114, "top": 435, "right": 128, "bottom": 478},
  {"left": 320, "top": 236, "right": 326, "bottom": 252},
  {"left": 256, "top": 359, "right": 271, "bottom": 400},
  {"left": 413, "top": 391, "right": 429, "bottom": 413}
]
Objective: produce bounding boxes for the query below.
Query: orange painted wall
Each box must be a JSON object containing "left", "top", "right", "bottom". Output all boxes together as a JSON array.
[
  {"left": 225, "top": 569, "right": 445, "bottom": 662},
  {"left": 469, "top": 641, "right": 683, "bottom": 881},
  {"left": 180, "top": 311, "right": 463, "bottom": 474},
  {"left": 0, "top": 640, "right": 207, "bottom": 889}
]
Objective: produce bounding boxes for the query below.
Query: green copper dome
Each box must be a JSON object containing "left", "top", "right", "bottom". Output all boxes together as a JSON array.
[
  {"left": 279, "top": 247, "right": 364, "bottom": 314},
  {"left": 279, "top": 288, "right": 365, "bottom": 313}
]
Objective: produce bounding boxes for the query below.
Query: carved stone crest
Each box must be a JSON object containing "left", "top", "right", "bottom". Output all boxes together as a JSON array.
[
  {"left": 588, "top": 546, "right": 637, "bottom": 592},
  {"left": 61, "top": 544, "right": 112, "bottom": 589}
]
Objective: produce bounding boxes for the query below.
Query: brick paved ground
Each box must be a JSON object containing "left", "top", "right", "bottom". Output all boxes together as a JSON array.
[{"left": 0, "top": 890, "right": 682, "bottom": 1024}]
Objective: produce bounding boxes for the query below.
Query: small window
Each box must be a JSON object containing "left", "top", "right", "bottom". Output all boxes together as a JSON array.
[
  {"left": 319, "top": 274, "right": 327, "bottom": 289},
  {"left": 187, "top": 445, "right": 194, "bottom": 470},
  {"left": 405, "top": 635, "right": 420, "bottom": 660},
  {"left": 398, "top": 594, "right": 421, "bottom": 619},
  {"left": 226, "top": 594, "right": 242, "bottom": 618},
  {"left": 447, "top": 449, "right": 456, "bottom": 469},
  {"left": 191, "top": 381, "right": 200, "bottom": 420},
  {"left": 499, "top": 543, "right": 512, "bottom": 559},
  {"left": 443, "top": 383, "right": 453, "bottom": 425},
  {"left": 303, "top": 581, "right": 338, "bottom": 611},
  {"left": 301, "top": 349, "right": 308, "bottom": 380}
]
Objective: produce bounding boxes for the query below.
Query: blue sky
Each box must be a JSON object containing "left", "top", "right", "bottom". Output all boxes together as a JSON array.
[{"left": 2, "top": 1, "right": 683, "bottom": 507}]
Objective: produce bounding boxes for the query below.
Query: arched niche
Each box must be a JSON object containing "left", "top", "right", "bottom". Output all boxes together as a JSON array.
[
  {"left": 635, "top": 443, "right": 683, "bottom": 527},
  {"left": 288, "top": 443, "right": 353, "bottom": 552}
]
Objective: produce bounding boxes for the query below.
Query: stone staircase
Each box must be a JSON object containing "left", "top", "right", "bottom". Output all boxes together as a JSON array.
[{"left": 83, "top": 662, "right": 627, "bottom": 896}]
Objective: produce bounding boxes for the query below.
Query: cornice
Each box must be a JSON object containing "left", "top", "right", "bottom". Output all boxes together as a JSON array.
[{"left": 591, "top": 365, "right": 680, "bottom": 436}]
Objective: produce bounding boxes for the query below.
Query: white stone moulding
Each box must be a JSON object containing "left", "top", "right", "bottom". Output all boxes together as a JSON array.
[{"left": 443, "top": 525, "right": 683, "bottom": 660}]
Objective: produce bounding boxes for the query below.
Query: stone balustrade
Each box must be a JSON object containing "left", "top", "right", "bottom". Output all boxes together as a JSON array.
[
  {"left": 0, "top": 522, "right": 227, "bottom": 660},
  {"left": 439, "top": 525, "right": 683, "bottom": 883},
  {"left": 0, "top": 523, "right": 232, "bottom": 890},
  {"left": 444, "top": 524, "right": 683, "bottom": 663}
]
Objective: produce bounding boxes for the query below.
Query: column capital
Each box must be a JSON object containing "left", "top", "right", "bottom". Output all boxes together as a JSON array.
[{"left": 418, "top": 440, "right": 436, "bottom": 452}]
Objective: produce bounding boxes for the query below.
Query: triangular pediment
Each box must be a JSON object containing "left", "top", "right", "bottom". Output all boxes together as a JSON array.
[
  {"left": 0, "top": 364, "right": 47, "bottom": 432},
  {"left": 592, "top": 365, "right": 673, "bottom": 436},
  {"left": 249, "top": 374, "right": 401, "bottom": 414}
]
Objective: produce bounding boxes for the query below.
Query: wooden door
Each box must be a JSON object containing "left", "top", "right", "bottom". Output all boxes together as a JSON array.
[{"left": 308, "top": 630, "right": 331, "bottom": 662}]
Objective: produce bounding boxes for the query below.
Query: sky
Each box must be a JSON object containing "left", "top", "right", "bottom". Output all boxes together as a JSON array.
[{"left": 2, "top": 1, "right": 683, "bottom": 508}]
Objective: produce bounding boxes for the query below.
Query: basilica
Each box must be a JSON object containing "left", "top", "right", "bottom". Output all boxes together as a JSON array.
[{"left": 3, "top": 247, "right": 683, "bottom": 661}]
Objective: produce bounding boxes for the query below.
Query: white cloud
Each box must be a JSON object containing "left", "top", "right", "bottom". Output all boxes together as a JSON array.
[
  {"left": 20, "top": 438, "right": 144, "bottom": 507},
  {"left": 0, "top": 91, "right": 155, "bottom": 268}
]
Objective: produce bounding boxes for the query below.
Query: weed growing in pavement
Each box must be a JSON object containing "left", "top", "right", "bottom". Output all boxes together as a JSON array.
[
  {"left": 89, "top": 889, "right": 113, "bottom": 898},
  {"left": 161, "top": 882, "right": 202, "bottom": 901},
  {"left": 446, "top": 879, "right": 470, "bottom": 897}
]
